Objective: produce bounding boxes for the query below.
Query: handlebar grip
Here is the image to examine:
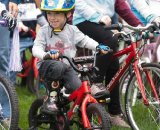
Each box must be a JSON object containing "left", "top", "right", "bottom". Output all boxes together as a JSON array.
[{"left": 43, "top": 53, "right": 63, "bottom": 60}]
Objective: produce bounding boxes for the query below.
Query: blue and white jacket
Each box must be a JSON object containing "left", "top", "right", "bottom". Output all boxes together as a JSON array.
[
  {"left": 128, "top": 0, "right": 158, "bottom": 24},
  {"left": 73, "top": 0, "right": 116, "bottom": 25}
]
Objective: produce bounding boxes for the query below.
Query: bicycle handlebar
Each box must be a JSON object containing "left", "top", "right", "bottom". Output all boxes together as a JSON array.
[
  {"left": 73, "top": 56, "right": 94, "bottom": 65},
  {"left": 104, "top": 23, "right": 158, "bottom": 32},
  {"left": 43, "top": 54, "right": 95, "bottom": 73}
]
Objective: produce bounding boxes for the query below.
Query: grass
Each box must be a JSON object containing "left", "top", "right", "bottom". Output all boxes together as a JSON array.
[
  {"left": 16, "top": 86, "right": 36, "bottom": 129},
  {"left": 16, "top": 85, "right": 131, "bottom": 130}
]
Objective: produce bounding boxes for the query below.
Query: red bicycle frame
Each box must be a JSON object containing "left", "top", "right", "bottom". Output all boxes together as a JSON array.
[
  {"left": 67, "top": 80, "right": 97, "bottom": 129},
  {"left": 106, "top": 41, "right": 158, "bottom": 106},
  {"left": 17, "top": 29, "right": 39, "bottom": 79}
]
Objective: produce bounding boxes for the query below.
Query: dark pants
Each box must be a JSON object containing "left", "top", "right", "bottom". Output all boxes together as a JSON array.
[
  {"left": 76, "top": 21, "right": 121, "bottom": 115},
  {"left": 39, "top": 60, "right": 81, "bottom": 93}
]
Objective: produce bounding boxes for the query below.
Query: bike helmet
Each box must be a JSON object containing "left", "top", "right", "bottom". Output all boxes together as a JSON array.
[{"left": 40, "top": 0, "right": 75, "bottom": 12}]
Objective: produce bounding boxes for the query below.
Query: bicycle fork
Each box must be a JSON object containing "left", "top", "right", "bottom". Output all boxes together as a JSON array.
[
  {"left": 81, "top": 94, "right": 97, "bottom": 129},
  {"left": 133, "top": 60, "right": 159, "bottom": 106}
]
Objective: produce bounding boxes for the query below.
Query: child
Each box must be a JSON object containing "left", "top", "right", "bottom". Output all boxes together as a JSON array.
[{"left": 32, "top": 0, "right": 109, "bottom": 114}]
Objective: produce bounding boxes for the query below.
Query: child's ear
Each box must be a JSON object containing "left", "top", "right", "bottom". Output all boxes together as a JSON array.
[{"left": 66, "top": 12, "right": 72, "bottom": 19}]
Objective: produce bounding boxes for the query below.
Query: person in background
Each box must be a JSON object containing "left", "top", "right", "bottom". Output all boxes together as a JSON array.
[
  {"left": 127, "top": 0, "right": 160, "bottom": 25},
  {"left": 73, "top": 0, "right": 143, "bottom": 128},
  {"left": 0, "top": 0, "right": 19, "bottom": 128},
  {"left": 9, "top": 0, "right": 47, "bottom": 84},
  {"left": 0, "top": 0, "right": 19, "bottom": 77}
]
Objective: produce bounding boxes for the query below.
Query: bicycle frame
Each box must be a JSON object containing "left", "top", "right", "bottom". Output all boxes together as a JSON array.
[
  {"left": 67, "top": 80, "right": 97, "bottom": 128},
  {"left": 107, "top": 40, "right": 158, "bottom": 106},
  {"left": 17, "top": 29, "right": 39, "bottom": 79}
]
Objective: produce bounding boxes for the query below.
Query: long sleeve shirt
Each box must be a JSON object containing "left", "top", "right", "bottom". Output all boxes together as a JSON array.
[
  {"left": 127, "top": 0, "right": 158, "bottom": 23},
  {"left": 73, "top": 0, "right": 142, "bottom": 27},
  {"left": 32, "top": 24, "right": 98, "bottom": 62}
]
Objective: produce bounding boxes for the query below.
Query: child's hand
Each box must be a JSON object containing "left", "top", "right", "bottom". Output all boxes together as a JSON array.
[
  {"left": 50, "top": 50, "right": 60, "bottom": 59},
  {"left": 97, "top": 44, "right": 112, "bottom": 54}
]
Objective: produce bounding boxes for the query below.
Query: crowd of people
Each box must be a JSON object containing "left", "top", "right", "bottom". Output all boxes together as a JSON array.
[{"left": 0, "top": 0, "right": 160, "bottom": 129}]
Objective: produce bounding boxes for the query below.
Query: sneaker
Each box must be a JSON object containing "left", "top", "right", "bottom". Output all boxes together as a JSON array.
[
  {"left": 91, "top": 83, "right": 108, "bottom": 96},
  {"left": 109, "top": 114, "right": 130, "bottom": 128},
  {"left": 1, "top": 118, "right": 10, "bottom": 128}
]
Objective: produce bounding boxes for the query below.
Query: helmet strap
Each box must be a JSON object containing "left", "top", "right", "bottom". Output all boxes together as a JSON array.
[{"left": 49, "top": 13, "right": 68, "bottom": 37}]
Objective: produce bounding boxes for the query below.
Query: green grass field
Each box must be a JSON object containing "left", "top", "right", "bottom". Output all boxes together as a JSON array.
[{"left": 16, "top": 86, "right": 131, "bottom": 130}]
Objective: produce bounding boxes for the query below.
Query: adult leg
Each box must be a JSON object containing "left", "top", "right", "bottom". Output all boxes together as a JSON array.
[
  {"left": 0, "top": 17, "right": 11, "bottom": 120},
  {"left": 76, "top": 21, "right": 118, "bottom": 82},
  {"left": 0, "top": 18, "right": 10, "bottom": 77}
]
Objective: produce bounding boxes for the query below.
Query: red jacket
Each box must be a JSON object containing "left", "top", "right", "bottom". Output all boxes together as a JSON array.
[{"left": 115, "top": 0, "right": 143, "bottom": 26}]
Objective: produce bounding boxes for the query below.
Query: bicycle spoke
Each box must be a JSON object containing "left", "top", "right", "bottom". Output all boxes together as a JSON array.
[{"left": 125, "top": 63, "right": 160, "bottom": 130}]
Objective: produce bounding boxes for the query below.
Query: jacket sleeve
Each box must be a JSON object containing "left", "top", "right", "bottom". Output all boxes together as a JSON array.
[
  {"left": 9, "top": 0, "right": 20, "bottom": 4},
  {"left": 115, "top": 0, "right": 143, "bottom": 26},
  {"left": 75, "top": 0, "right": 103, "bottom": 23},
  {"left": 32, "top": 27, "right": 47, "bottom": 60},
  {"left": 128, "top": 0, "right": 157, "bottom": 23}
]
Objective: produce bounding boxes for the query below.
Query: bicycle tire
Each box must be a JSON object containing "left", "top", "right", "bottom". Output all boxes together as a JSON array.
[
  {"left": 29, "top": 98, "right": 70, "bottom": 130},
  {"left": 27, "top": 69, "right": 36, "bottom": 93},
  {"left": 86, "top": 103, "right": 111, "bottom": 130},
  {"left": 125, "top": 63, "right": 160, "bottom": 130},
  {"left": 119, "top": 69, "right": 130, "bottom": 118},
  {"left": 0, "top": 74, "right": 19, "bottom": 130},
  {"left": 27, "top": 70, "right": 46, "bottom": 98},
  {"left": 28, "top": 98, "right": 44, "bottom": 130}
]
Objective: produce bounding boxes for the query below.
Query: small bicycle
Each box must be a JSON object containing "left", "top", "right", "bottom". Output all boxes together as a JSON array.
[
  {"left": 0, "top": 17, "right": 19, "bottom": 130},
  {"left": 28, "top": 50, "right": 111, "bottom": 130}
]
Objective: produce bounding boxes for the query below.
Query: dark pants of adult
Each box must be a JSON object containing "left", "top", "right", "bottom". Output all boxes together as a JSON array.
[{"left": 76, "top": 21, "right": 121, "bottom": 115}]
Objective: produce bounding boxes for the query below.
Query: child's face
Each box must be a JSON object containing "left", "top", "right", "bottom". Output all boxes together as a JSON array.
[{"left": 46, "top": 11, "right": 66, "bottom": 30}]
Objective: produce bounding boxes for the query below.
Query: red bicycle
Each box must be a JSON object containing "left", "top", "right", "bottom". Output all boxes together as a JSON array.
[
  {"left": 102, "top": 23, "right": 160, "bottom": 130},
  {"left": 28, "top": 52, "right": 111, "bottom": 130},
  {"left": 16, "top": 29, "right": 45, "bottom": 97}
]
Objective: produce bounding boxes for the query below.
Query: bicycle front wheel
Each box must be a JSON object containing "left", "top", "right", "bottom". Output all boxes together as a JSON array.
[
  {"left": 86, "top": 103, "right": 111, "bottom": 130},
  {"left": 125, "top": 63, "right": 160, "bottom": 130},
  {"left": 0, "top": 74, "right": 19, "bottom": 130}
]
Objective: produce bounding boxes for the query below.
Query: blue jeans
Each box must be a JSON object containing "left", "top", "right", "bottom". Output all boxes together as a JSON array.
[
  {"left": 0, "top": 16, "right": 11, "bottom": 119},
  {"left": 9, "top": 37, "right": 34, "bottom": 82},
  {"left": 0, "top": 85, "right": 10, "bottom": 119},
  {"left": 0, "top": 17, "right": 10, "bottom": 77}
]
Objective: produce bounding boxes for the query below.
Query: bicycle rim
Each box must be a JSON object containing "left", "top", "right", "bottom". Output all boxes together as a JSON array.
[
  {"left": 125, "top": 63, "right": 160, "bottom": 130},
  {"left": 0, "top": 74, "right": 19, "bottom": 130},
  {"left": 119, "top": 70, "right": 130, "bottom": 118}
]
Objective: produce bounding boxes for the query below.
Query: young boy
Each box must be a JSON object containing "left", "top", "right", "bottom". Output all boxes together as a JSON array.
[{"left": 32, "top": 0, "right": 109, "bottom": 114}]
